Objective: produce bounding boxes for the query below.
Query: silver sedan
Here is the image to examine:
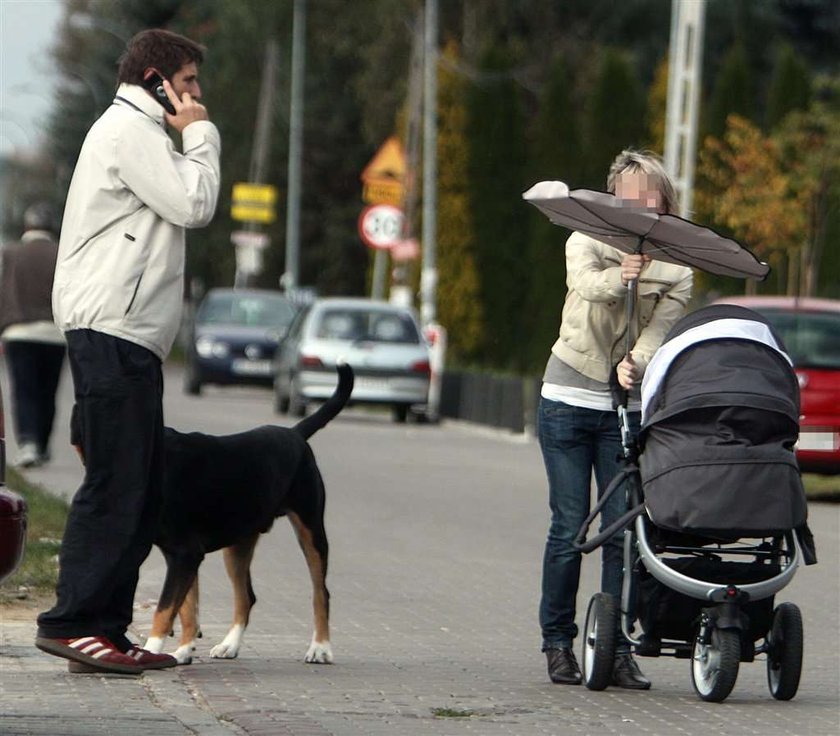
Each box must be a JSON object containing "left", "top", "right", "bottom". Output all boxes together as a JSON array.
[{"left": 272, "top": 297, "right": 431, "bottom": 423}]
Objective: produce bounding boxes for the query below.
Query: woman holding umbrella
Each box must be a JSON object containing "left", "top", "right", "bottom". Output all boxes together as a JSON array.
[{"left": 537, "top": 149, "right": 693, "bottom": 688}]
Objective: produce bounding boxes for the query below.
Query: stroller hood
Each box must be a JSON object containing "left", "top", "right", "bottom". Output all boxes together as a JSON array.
[{"left": 638, "top": 305, "right": 807, "bottom": 538}]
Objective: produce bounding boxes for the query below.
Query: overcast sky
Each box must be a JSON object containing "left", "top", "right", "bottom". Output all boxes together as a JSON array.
[{"left": 0, "top": 0, "right": 64, "bottom": 157}]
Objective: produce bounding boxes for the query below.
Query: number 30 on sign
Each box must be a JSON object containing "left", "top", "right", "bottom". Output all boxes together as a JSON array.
[{"left": 358, "top": 204, "right": 404, "bottom": 250}]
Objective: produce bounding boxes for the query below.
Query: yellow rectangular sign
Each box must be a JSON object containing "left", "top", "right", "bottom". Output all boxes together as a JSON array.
[
  {"left": 231, "top": 204, "right": 276, "bottom": 224},
  {"left": 363, "top": 178, "right": 404, "bottom": 206},
  {"left": 231, "top": 182, "right": 278, "bottom": 223},
  {"left": 232, "top": 182, "right": 277, "bottom": 205}
]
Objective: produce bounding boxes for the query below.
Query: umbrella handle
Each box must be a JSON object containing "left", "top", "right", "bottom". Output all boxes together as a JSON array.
[
  {"left": 624, "top": 236, "right": 644, "bottom": 359},
  {"left": 616, "top": 237, "right": 644, "bottom": 410},
  {"left": 625, "top": 277, "right": 637, "bottom": 359}
]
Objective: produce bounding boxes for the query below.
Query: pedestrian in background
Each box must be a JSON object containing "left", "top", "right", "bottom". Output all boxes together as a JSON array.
[
  {"left": 538, "top": 149, "right": 693, "bottom": 688},
  {"left": 0, "top": 202, "right": 66, "bottom": 468},
  {"left": 35, "top": 28, "right": 221, "bottom": 675}
]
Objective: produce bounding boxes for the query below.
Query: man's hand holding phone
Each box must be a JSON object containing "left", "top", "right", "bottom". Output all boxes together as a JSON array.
[{"left": 160, "top": 78, "right": 209, "bottom": 132}]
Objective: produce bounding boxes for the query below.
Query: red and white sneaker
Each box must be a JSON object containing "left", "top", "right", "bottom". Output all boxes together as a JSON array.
[
  {"left": 35, "top": 636, "right": 142, "bottom": 675},
  {"left": 125, "top": 646, "right": 178, "bottom": 670},
  {"left": 67, "top": 645, "right": 178, "bottom": 673}
]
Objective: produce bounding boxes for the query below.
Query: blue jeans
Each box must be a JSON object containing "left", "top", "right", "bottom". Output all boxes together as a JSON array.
[{"left": 538, "top": 397, "right": 640, "bottom": 651}]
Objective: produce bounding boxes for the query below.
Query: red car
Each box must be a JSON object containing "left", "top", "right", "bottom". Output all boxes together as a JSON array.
[{"left": 714, "top": 296, "right": 840, "bottom": 475}]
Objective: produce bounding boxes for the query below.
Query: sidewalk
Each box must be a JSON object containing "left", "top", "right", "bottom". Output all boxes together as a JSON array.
[{"left": 2, "top": 364, "right": 839, "bottom": 735}]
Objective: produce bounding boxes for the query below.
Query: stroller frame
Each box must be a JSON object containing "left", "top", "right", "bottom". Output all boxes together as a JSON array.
[{"left": 576, "top": 403, "right": 805, "bottom": 703}]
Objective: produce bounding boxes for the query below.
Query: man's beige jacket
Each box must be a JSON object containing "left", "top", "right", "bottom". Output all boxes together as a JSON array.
[{"left": 53, "top": 83, "right": 221, "bottom": 360}]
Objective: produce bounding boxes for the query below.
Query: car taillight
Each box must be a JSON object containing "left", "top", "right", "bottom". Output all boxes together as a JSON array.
[
  {"left": 300, "top": 355, "right": 324, "bottom": 368},
  {"left": 410, "top": 360, "right": 431, "bottom": 375}
]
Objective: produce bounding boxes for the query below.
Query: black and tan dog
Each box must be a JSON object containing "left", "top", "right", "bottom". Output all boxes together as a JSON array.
[{"left": 72, "top": 363, "right": 353, "bottom": 665}]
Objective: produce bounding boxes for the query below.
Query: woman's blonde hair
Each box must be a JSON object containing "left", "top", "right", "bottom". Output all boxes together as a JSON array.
[{"left": 606, "top": 149, "right": 680, "bottom": 215}]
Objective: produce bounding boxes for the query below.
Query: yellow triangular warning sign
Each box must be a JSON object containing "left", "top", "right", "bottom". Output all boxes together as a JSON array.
[{"left": 361, "top": 136, "right": 407, "bottom": 182}]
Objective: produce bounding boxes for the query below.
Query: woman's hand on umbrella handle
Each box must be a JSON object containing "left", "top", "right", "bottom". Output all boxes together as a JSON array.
[
  {"left": 617, "top": 356, "right": 639, "bottom": 390},
  {"left": 621, "top": 254, "right": 651, "bottom": 286}
]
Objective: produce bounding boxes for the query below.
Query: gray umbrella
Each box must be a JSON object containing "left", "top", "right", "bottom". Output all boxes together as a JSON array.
[
  {"left": 523, "top": 180, "right": 770, "bottom": 416},
  {"left": 522, "top": 180, "right": 769, "bottom": 280}
]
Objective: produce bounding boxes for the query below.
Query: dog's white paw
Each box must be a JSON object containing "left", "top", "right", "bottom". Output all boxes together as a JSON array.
[
  {"left": 172, "top": 642, "right": 195, "bottom": 665},
  {"left": 144, "top": 636, "right": 165, "bottom": 654},
  {"left": 210, "top": 624, "right": 243, "bottom": 659},
  {"left": 304, "top": 638, "right": 333, "bottom": 664}
]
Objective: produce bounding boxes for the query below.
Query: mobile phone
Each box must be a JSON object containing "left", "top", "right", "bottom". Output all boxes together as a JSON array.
[{"left": 142, "top": 70, "right": 177, "bottom": 115}]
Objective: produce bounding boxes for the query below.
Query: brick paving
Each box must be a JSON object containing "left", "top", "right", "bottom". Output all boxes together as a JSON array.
[{"left": 1, "top": 365, "right": 838, "bottom": 735}]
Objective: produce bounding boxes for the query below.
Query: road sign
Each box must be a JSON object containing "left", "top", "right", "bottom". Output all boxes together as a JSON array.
[
  {"left": 361, "top": 136, "right": 406, "bottom": 206},
  {"left": 231, "top": 182, "right": 278, "bottom": 223},
  {"left": 390, "top": 237, "right": 420, "bottom": 261},
  {"left": 358, "top": 204, "right": 404, "bottom": 250}
]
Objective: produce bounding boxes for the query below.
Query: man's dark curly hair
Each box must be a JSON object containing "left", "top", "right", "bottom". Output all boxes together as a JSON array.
[{"left": 117, "top": 29, "right": 205, "bottom": 85}]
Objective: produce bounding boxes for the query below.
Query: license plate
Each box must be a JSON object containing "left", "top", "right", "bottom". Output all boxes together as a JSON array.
[
  {"left": 356, "top": 376, "right": 389, "bottom": 390},
  {"left": 231, "top": 359, "right": 272, "bottom": 376},
  {"left": 797, "top": 431, "right": 838, "bottom": 452}
]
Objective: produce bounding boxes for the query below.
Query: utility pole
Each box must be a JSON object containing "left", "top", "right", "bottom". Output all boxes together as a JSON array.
[
  {"left": 420, "top": 0, "right": 438, "bottom": 327},
  {"left": 384, "top": 9, "right": 425, "bottom": 306},
  {"left": 233, "top": 38, "right": 279, "bottom": 288},
  {"left": 664, "top": 0, "right": 706, "bottom": 219},
  {"left": 282, "top": 0, "right": 307, "bottom": 293}
]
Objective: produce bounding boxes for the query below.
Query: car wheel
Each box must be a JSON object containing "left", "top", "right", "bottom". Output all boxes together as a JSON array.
[
  {"left": 392, "top": 404, "right": 409, "bottom": 423},
  {"left": 274, "top": 378, "right": 289, "bottom": 415},
  {"left": 184, "top": 362, "right": 202, "bottom": 396},
  {"left": 288, "top": 380, "right": 307, "bottom": 418}
]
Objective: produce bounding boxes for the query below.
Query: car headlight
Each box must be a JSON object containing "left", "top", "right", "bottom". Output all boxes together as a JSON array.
[{"left": 196, "top": 337, "right": 230, "bottom": 359}]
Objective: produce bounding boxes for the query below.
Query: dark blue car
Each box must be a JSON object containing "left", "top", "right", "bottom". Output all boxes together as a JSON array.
[{"left": 184, "top": 288, "right": 297, "bottom": 395}]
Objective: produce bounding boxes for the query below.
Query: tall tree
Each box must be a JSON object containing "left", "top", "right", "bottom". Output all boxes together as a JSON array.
[
  {"left": 582, "top": 48, "right": 646, "bottom": 189},
  {"left": 466, "top": 45, "right": 529, "bottom": 370},
  {"left": 434, "top": 41, "right": 485, "bottom": 364},
  {"left": 646, "top": 56, "right": 669, "bottom": 153},
  {"left": 775, "top": 101, "right": 840, "bottom": 295},
  {"left": 705, "top": 42, "right": 756, "bottom": 139},
  {"left": 766, "top": 43, "right": 812, "bottom": 130},
  {"left": 522, "top": 56, "right": 580, "bottom": 374}
]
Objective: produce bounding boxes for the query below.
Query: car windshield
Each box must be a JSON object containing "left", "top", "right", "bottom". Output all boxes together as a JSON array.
[
  {"left": 314, "top": 308, "right": 421, "bottom": 344},
  {"left": 762, "top": 309, "right": 840, "bottom": 369},
  {"left": 198, "top": 293, "right": 296, "bottom": 329}
]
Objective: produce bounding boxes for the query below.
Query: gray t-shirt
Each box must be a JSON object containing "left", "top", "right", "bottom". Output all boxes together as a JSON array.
[{"left": 543, "top": 352, "right": 641, "bottom": 402}]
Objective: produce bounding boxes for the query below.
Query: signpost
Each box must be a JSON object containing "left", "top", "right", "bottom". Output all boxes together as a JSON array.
[{"left": 359, "top": 137, "right": 412, "bottom": 299}]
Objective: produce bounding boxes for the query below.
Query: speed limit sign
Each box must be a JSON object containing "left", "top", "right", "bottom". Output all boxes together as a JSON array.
[{"left": 358, "top": 204, "right": 404, "bottom": 250}]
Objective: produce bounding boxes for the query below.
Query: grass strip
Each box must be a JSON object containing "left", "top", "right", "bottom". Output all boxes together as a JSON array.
[{"left": 1, "top": 467, "right": 67, "bottom": 596}]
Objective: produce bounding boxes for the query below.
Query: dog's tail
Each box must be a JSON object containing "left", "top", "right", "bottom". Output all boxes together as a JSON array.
[{"left": 293, "top": 362, "right": 355, "bottom": 439}]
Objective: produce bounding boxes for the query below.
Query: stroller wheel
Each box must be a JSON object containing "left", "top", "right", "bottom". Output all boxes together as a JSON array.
[
  {"left": 691, "top": 627, "right": 740, "bottom": 702},
  {"left": 581, "top": 593, "right": 618, "bottom": 691},
  {"left": 766, "top": 602, "right": 803, "bottom": 701}
]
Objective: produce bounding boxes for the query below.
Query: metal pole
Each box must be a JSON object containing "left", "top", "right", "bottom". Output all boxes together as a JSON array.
[
  {"left": 235, "top": 38, "right": 278, "bottom": 288},
  {"left": 283, "top": 0, "right": 306, "bottom": 292},
  {"left": 249, "top": 39, "right": 279, "bottom": 185},
  {"left": 663, "top": 0, "right": 706, "bottom": 218},
  {"left": 420, "top": 0, "right": 438, "bottom": 327},
  {"left": 371, "top": 249, "right": 387, "bottom": 299}
]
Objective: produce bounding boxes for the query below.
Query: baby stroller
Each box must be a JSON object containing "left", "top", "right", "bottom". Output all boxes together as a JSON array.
[{"left": 575, "top": 304, "right": 816, "bottom": 703}]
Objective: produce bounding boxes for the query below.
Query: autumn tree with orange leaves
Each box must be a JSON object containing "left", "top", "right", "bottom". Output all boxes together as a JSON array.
[{"left": 696, "top": 108, "right": 839, "bottom": 297}]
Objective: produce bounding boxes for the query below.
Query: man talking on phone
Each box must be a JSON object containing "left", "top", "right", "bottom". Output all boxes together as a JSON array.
[{"left": 35, "top": 29, "right": 221, "bottom": 675}]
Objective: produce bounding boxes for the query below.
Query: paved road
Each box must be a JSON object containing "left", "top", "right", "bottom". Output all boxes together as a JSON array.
[{"left": 1, "top": 360, "right": 838, "bottom": 735}]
